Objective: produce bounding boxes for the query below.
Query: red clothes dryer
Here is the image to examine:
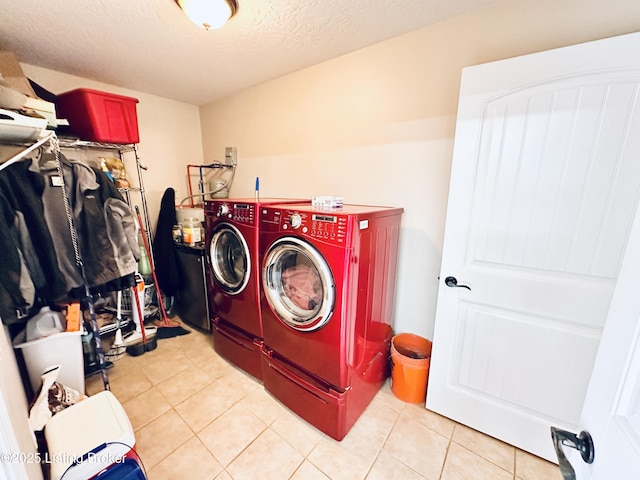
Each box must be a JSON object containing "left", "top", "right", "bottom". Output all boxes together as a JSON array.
[
  {"left": 204, "top": 198, "right": 307, "bottom": 379},
  {"left": 259, "top": 203, "right": 403, "bottom": 440}
]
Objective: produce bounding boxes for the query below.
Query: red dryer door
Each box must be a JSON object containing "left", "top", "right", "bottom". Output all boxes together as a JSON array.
[
  {"left": 208, "top": 222, "right": 250, "bottom": 295},
  {"left": 262, "top": 237, "right": 335, "bottom": 331}
]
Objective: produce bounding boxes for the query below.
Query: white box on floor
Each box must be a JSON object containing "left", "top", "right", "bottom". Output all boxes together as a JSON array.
[{"left": 44, "top": 390, "right": 137, "bottom": 480}]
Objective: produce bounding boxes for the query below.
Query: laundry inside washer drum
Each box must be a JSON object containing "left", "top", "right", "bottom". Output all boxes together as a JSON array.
[{"left": 281, "top": 264, "right": 322, "bottom": 310}]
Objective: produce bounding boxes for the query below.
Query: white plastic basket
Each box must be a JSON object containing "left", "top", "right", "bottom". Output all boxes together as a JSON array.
[{"left": 13, "top": 330, "right": 84, "bottom": 395}]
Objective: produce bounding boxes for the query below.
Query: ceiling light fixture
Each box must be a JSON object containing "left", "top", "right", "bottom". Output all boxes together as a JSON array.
[{"left": 176, "top": 0, "right": 238, "bottom": 30}]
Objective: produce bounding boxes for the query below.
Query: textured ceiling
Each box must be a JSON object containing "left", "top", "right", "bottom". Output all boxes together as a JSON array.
[{"left": 0, "top": 0, "right": 495, "bottom": 105}]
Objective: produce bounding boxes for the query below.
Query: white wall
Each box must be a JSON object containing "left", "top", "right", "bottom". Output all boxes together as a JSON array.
[
  {"left": 198, "top": 0, "right": 640, "bottom": 340},
  {"left": 16, "top": 0, "right": 640, "bottom": 341},
  {"left": 19, "top": 64, "right": 203, "bottom": 233},
  {"left": 0, "top": 325, "right": 42, "bottom": 480}
]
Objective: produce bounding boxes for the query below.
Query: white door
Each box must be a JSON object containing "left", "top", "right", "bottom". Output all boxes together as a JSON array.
[
  {"left": 427, "top": 31, "right": 640, "bottom": 462},
  {"left": 564, "top": 199, "right": 640, "bottom": 478}
]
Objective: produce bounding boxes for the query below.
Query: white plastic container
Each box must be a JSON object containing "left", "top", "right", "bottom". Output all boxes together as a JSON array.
[
  {"left": 209, "top": 180, "right": 229, "bottom": 199},
  {"left": 175, "top": 206, "right": 204, "bottom": 224},
  {"left": 45, "top": 390, "right": 136, "bottom": 480},
  {"left": 13, "top": 329, "right": 84, "bottom": 395},
  {"left": 25, "top": 306, "right": 66, "bottom": 341}
]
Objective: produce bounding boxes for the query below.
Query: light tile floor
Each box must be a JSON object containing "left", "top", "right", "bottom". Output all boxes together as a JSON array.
[{"left": 86, "top": 325, "right": 563, "bottom": 480}]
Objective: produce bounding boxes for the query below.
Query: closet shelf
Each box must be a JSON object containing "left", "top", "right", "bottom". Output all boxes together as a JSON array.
[
  {"left": 99, "top": 317, "right": 132, "bottom": 336},
  {"left": 57, "top": 136, "right": 135, "bottom": 151},
  {"left": 0, "top": 131, "right": 56, "bottom": 172},
  {"left": 118, "top": 186, "right": 142, "bottom": 194}
]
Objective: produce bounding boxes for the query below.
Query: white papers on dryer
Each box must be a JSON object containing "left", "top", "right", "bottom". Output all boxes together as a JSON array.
[{"left": 312, "top": 196, "right": 344, "bottom": 209}]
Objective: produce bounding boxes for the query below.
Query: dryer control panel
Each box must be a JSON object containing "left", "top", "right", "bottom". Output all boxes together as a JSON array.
[
  {"left": 214, "top": 202, "right": 256, "bottom": 225},
  {"left": 280, "top": 210, "right": 349, "bottom": 244}
]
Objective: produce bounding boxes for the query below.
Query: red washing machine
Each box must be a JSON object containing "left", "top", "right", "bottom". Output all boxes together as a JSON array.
[
  {"left": 259, "top": 203, "right": 403, "bottom": 440},
  {"left": 204, "top": 198, "right": 308, "bottom": 379}
]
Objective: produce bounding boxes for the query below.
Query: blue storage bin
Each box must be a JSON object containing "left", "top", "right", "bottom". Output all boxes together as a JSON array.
[{"left": 95, "top": 458, "right": 146, "bottom": 480}]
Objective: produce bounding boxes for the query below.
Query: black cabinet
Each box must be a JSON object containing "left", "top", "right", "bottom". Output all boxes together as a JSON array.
[{"left": 174, "top": 244, "right": 211, "bottom": 331}]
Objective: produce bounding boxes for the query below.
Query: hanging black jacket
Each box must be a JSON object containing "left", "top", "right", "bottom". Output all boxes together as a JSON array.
[
  {"left": 0, "top": 159, "right": 67, "bottom": 324},
  {"left": 0, "top": 160, "right": 67, "bottom": 301},
  {"left": 153, "top": 188, "right": 180, "bottom": 296}
]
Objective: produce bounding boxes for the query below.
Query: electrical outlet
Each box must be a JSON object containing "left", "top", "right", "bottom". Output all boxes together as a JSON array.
[{"left": 225, "top": 147, "right": 237, "bottom": 166}]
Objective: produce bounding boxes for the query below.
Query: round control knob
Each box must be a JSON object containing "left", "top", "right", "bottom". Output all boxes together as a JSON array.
[
  {"left": 218, "top": 204, "right": 229, "bottom": 216},
  {"left": 290, "top": 213, "right": 302, "bottom": 229}
]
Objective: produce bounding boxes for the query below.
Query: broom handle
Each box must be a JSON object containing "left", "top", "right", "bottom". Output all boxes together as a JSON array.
[{"left": 135, "top": 205, "right": 170, "bottom": 323}]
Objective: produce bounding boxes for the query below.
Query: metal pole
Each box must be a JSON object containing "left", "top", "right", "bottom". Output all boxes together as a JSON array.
[{"left": 133, "top": 144, "right": 154, "bottom": 260}]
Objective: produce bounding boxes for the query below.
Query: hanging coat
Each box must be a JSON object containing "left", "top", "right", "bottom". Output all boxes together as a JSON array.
[
  {"left": 153, "top": 188, "right": 180, "bottom": 297},
  {"left": 0, "top": 159, "right": 67, "bottom": 324},
  {"left": 0, "top": 160, "right": 67, "bottom": 301}
]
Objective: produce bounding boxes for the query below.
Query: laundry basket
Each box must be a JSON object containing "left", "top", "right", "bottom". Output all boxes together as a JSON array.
[
  {"left": 390, "top": 333, "right": 432, "bottom": 404},
  {"left": 117, "top": 283, "right": 157, "bottom": 320}
]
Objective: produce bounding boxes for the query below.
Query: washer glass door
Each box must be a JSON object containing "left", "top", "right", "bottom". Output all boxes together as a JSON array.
[
  {"left": 209, "top": 223, "right": 250, "bottom": 294},
  {"left": 262, "top": 237, "right": 335, "bottom": 331}
]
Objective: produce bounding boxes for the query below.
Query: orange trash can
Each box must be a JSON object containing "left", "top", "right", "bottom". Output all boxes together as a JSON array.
[{"left": 390, "top": 333, "right": 432, "bottom": 403}]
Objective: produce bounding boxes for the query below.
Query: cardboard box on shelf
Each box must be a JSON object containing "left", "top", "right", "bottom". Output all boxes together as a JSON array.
[
  {"left": 23, "top": 95, "right": 57, "bottom": 127},
  {"left": 0, "top": 51, "right": 37, "bottom": 98},
  {"left": 0, "top": 51, "right": 57, "bottom": 127}
]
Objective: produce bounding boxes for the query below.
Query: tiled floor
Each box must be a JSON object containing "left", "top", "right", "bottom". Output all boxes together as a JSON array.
[{"left": 86, "top": 324, "right": 562, "bottom": 480}]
